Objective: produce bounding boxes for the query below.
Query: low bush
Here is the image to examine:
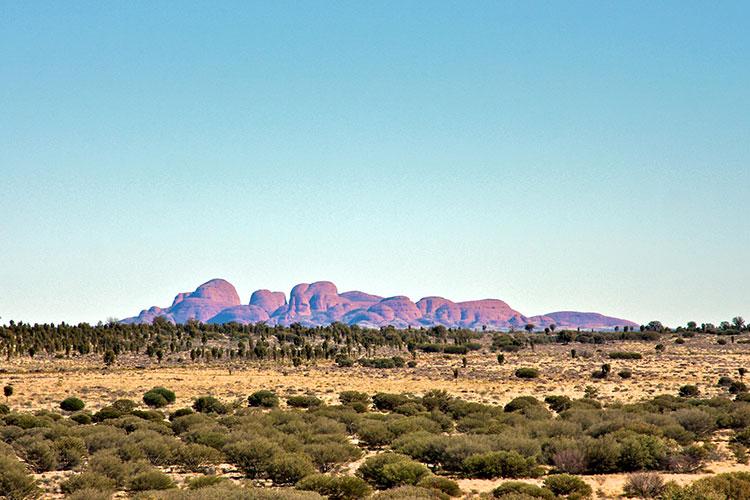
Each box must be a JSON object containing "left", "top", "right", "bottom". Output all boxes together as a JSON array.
[
  {"left": 296, "top": 474, "right": 372, "bottom": 499},
  {"left": 174, "top": 443, "right": 223, "bottom": 471},
  {"left": 358, "top": 357, "right": 406, "bottom": 369},
  {"left": 55, "top": 436, "right": 87, "bottom": 469},
  {"left": 678, "top": 385, "right": 700, "bottom": 398},
  {"left": 0, "top": 454, "right": 38, "bottom": 499},
  {"left": 618, "top": 369, "right": 633, "bottom": 379},
  {"left": 416, "top": 476, "right": 461, "bottom": 497},
  {"left": 358, "top": 453, "right": 431, "bottom": 489},
  {"left": 339, "top": 391, "right": 370, "bottom": 406},
  {"left": 60, "top": 397, "right": 85, "bottom": 412},
  {"left": 622, "top": 472, "right": 665, "bottom": 498},
  {"left": 248, "top": 390, "right": 280, "bottom": 408},
  {"left": 192, "top": 396, "right": 227, "bottom": 414},
  {"left": 60, "top": 472, "right": 116, "bottom": 494},
  {"left": 224, "top": 438, "right": 281, "bottom": 478},
  {"left": 143, "top": 391, "right": 169, "bottom": 408},
  {"left": 187, "top": 475, "right": 227, "bottom": 490},
  {"left": 492, "top": 481, "right": 554, "bottom": 499},
  {"left": 544, "top": 395, "right": 572, "bottom": 413},
  {"left": 609, "top": 352, "right": 643, "bottom": 360},
  {"left": 462, "top": 451, "right": 540, "bottom": 479},
  {"left": 372, "top": 486, "right": 447, "bottom": 500},
  {"left": 71, "top": 412, "right": 92, "bottom": 424},
  {"left": 543, "top": 474, "right": 592, "bottom": 498},
  {"left": 267, "top": 453, "right": 316, "bottom": 485},
  {"left": 287, "top": 395, "right": 323, "bottom": 409},
  {"left": 128, "top": 469, "right": 176, "bottom": 491},
  {"left": 515, "top": 368, "right": 540, "bottom": 379}
]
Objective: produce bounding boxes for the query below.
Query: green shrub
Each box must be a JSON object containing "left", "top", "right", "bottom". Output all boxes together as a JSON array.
[
  {"left": 678, "top": 385, "right": 700, "bottom": 398},
  {"left": 150, "top": 387, "right": 176, "bottom": 403},
  {"left": 305, "top": 442, "right": 363, "bottom": 472},
  {"left": 609, "top": 352, "right": 643, "bottom": 360},
  {"left": 0, "top": 454, "right": 38, "bottom": 499},
  {"left": 287, "top": 395, "right": 323, "bottom": 409},
  {"left": 372, "top": 486, "right": 447, "bottom": 500},
  {"left": 505, "top": 396, "right": 543, "bottom": 413},
  {"left": 417, "top": 476, "right": 461, "bottom": 497},
  {"left": 174, "top": 443, "right": 223, "bottom": 471},
  {"left": 223, "top": 438, "right": 281, "bottom": 478},
  {"left": 60, "top": 397, "right": 85, "bottom": 412},
  {"left": 619, "top": 370, "right": 633, "bottom": 379},
  {"left": 543, "top": 474, "right": 592, "bottom": 498},
  {"left": 128, "top": 469, "right": 176, "bottom": 491},
  {"left": 248, "top": 390, "right": 280, "bottom": 408},
  {"left": 186, "top": 475, "right": 227, "bottom": 490},
  {"left": 0, "top": 403, "right": 10, "bottom": 415},
  {"left": 169, "top": 408, "right": 194, "bottom": 420},
  {"left": 92, "top": 406, "right": 123, "bottom": 422},
  {"left": 112, "top": 399, "right": 138, "bottom": 413},
  {"left": 335, "top": 356, "right": 355, "bottom": 367},
  {"left": 19, "top": 438, "right": 58, "bottom": 472},
  {"left": 515, "top": 368, "right": 540, "bottom": 379},
  {"left": 340, "top": 391, "right": 370, "bottom": 406},
  {"left": 71, "top": 412, "right": 92, "bottom": 424},
  {"left": 54, "top": 436, "right": 87, "bottom": 469},
  {"left": 492, "top": 481, "right": 554, "bottom": 499},
  {"left": 192, "top": 396, "right": 227, "bottom": 414},
  {"left": 545, "top": 395, "right": 572, "bottom": 413},
  {"left": 268, "top": 452, "right": 316, "bottom": 485},
  {"left": 296, "top": 474, "right": 372, "bottom": 499},
  {"left": 462, "top": 450, "right": 540, "bottom": 479},
  {"left": 677, "top": 472, "right": 750, "bottom": 499},
  {"left": 358, "top": 453, "right": 430, "bottom": 489},
  {"left": 60, "top": 472, "right": 116, "bottom": 494},
  {"left": 372, "top": 393, "right": 410, "bottom": 411},
  {"left": 88, "top": 450, "right": 129, "bottom": 486},
  {"left": 357, "top": 420, "right": 396, "bottom": 448},
  {"left": 143, "top": 391, "right": 169, "bottom": 408},
  {"left": 66, "top": 488, "right": 112, "bottom": 500},
  {"left": 622, "top": 472, "right": 665, "bottom": 498}
]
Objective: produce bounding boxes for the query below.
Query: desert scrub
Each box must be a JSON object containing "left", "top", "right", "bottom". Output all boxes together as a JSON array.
[
  {"left": 60, "top": 472, "right": 116, "bottom": 494},
  {"left": 492, "top": 481, "right": 554, "bottom": 499},
  {"left": 296, "top": 474, "right": 372, "bottom": 499},
  {"left": 462, "top": 450, "right": 541, "bottom": 479},
  {"left": 357, "top": 453, "right": 431, "bottom": 489},
  {"left": 0, "top": 453, "right": 38, "bottom": 499},
  {"left": 60, "top": 397, "right": 85, "bottom": 412},
  {"left": 192, "top": 396, "right": 227, "bottom": 414},
  {"left": 543, "top": 473, "right": 592, "bottom": 498},
  {"left": 608, "top": 351, "right": 643, "bottom": 360},
  {"left": 514, "top": 367, "right": 540, "bottom": 379},
  {"left": 286, "top": 395, "right": 323, "bottom": 409},
  {"left": 248, "top": 390, "right": 280, "bottom": 408},
  {"left": 128, "top": 468, "right": 176, "bottom": 491},
  {"left": 416, "top": 476, "right": 461, "bottom": 497},
  {"left": 622, "top": 472, "right": 665, "bottom": 498}
]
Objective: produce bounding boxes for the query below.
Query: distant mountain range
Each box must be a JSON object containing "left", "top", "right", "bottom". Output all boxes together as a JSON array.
[{"left": 121, "top": 279, "right": 637, "bottom": 331}]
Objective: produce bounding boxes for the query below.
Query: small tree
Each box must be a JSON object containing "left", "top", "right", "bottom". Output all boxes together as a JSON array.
[
  {"left": 524, "top": 323, "right": 535, "bottom": 333},
  {"left": 3, "top": 385, "right": 12, "bottom": 401},
  {"left": 60, "top": 397, "right": 85, "bottom": 412},
  {"left": 103, "top": 350, "right": 116, "bottom": 366},
  {"left": 739, "top": 368, "right": 747, "bottom": 381},
  {"left": 497, "top": 354, "right": 505, "bottom": 365}
]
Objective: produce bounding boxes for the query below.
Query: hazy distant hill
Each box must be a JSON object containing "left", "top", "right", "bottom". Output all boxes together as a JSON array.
[{"left": 122, "top": 279, "right": 637, "bottom": 330}]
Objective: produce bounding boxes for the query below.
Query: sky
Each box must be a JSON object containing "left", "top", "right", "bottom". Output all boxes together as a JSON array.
[{"left": 1, "top": 1, "right": 748, "bottom": 327}]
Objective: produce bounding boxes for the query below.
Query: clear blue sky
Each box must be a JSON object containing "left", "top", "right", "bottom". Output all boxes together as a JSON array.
[{"left": 1, "top": 1, "right": 748, "bottom": 327}]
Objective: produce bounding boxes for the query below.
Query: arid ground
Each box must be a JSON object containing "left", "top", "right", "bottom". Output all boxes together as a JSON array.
[{"left": 3, "top": 334, "right": 750, "bottom": 498}]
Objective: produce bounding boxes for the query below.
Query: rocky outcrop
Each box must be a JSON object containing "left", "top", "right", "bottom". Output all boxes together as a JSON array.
[
  {"left": 527, "top": 311, "right": 636, "bottom": 329},
  {"left": 121, "top": 278, "right": 638, "bottom": 330}
]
